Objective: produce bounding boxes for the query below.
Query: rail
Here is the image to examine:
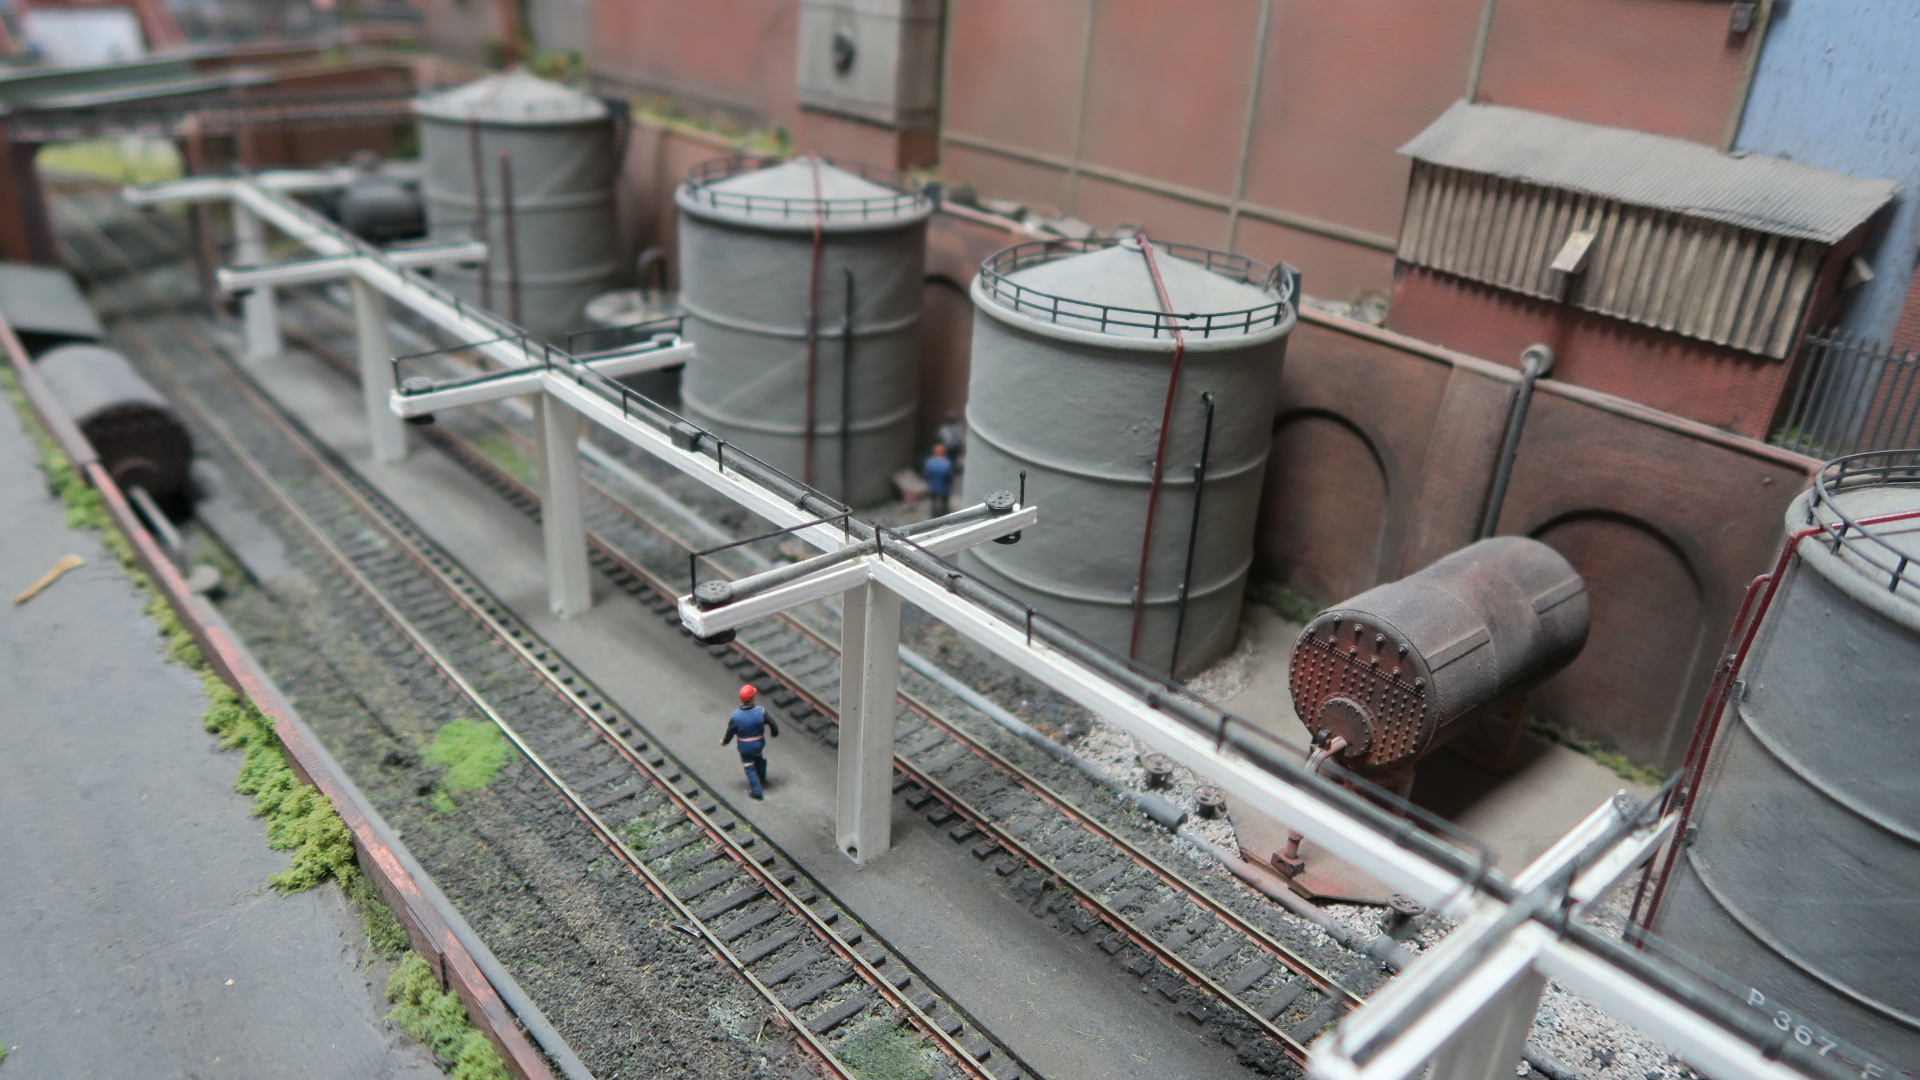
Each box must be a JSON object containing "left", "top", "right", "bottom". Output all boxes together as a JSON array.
[{"left": 1806, "top": 449, "right": 1920, "bottom": 598}]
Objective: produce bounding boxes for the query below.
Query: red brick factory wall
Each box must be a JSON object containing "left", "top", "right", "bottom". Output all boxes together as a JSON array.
[
  {"left": 417, "top": 1, "right": 1810, "bottom": 772},
  {"left": 1259, "top": 313, "right": 1813, "bottom": 769}
]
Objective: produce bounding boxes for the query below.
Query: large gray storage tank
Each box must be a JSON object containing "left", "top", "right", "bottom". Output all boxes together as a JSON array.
[
  {"left": 676, "top": 155, "right": 932, "bottom": 507},
  {"left": 36, "top": 343, "right": 193, "bottom": 503},
  {"left": 1651, "top": 452, "right": 1920, "bottom": 1071},
  {"left": 413, "top": 70, "right": 620, "bottom": 343},
  {"left": 960, "top": 238, "right": 1295, "bottom": 676}
]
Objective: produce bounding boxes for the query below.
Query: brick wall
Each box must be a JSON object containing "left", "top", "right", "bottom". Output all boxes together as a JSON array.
[
  {"left": 1261, "top": 312, "right": 1816, "bottom": 768},
  {"left": 1387, "top": 266, "right": 1799, "bottom": 438}
]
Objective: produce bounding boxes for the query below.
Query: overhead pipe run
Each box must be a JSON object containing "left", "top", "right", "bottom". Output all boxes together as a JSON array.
[{"left": 126, "top": 171, "right": 1860, "bottom": 1080}]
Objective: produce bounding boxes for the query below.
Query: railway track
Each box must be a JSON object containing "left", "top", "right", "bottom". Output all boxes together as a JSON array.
[
  {"left": 77, "top": 182, "right": 1395, "bottom": 1073},
  {"left": 55, "top": 186, "right": 1027, "bottom": 1080}
]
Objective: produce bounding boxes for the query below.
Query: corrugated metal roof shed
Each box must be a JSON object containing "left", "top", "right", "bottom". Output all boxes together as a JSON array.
[{"left": 1400, "top": 102, "right": 1898, "bottom": 244}]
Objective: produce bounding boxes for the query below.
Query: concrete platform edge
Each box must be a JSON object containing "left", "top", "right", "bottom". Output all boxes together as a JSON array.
[{"left": 1, "top": 315, "right": 568, "bottom": 1080}]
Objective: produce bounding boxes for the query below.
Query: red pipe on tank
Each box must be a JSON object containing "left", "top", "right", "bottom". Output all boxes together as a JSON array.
[
  {"left": 1127, "top": 236, "right": 1188, "bottom": 662},
  {"left": 1632, "top": 506, "right": 1920, "bottom": 931},
  {"left": 801, "top": 155, "right": 825, "bottom": 488}
]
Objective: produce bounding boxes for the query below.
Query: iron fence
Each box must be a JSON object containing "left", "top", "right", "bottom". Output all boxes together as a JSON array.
[{"left": 1775, "top": 328, "right": 1920, "bottom": 458}]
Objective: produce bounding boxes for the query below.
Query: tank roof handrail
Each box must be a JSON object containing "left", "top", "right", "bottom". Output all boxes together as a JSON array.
[
  {"left": 679, "top": 153, "right": 933, "bottom": 223},
  {"left": 1808, "top": 449, "right": 1920, "bottom": 598},
  {"left": 976, "top": 236, "right": 1296, "bottom": 340}
]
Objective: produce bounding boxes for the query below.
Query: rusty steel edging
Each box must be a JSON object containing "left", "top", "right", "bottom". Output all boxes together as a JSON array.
[{"left": 0, "top": 315, "right": 560, "bottom": 1080}]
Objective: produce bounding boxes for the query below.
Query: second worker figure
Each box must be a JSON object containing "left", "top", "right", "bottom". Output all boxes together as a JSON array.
[{"left": 722, "top": 684, "right": 780, "bottom": 800}]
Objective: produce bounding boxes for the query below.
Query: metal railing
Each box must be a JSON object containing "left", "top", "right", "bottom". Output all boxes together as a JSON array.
[
  {"left": 976, "top": 236, "right": 1296, "bottom": 340},
  {"left": 1775, "top": 329, "right": 1920, "bottom": 459},
  {"left": 679, "top": 154, "right": 932, "bottom": 223},
  {"left": 1806, "top": 449, "right": 1920, "bottom": 599}
]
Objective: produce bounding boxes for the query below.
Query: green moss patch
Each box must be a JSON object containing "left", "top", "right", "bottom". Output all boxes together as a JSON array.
[
  {"left": 1528, "top": 718, "right": 1665, "bottom": 787},
  {"left": 1246, "top": 578, "right": 1324, "bottom": 626},
  {"left": 385, "top": 955, "right": 508, "bottom": 1080},
  {"left": 837, "top": 1017, "right": 932, "bottom": 1080},
  {"left": 423, "top": 719, "right": 509, "bottom": 799}
]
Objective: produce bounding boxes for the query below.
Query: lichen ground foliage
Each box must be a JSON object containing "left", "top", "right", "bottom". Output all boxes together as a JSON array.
[{"left": 1, "top": 367, "right": 502, "bottom": 1080}]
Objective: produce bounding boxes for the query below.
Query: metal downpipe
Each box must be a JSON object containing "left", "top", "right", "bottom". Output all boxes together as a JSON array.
[{"left": 1479, "top": 344, "right": 1555, "bottom": 539}]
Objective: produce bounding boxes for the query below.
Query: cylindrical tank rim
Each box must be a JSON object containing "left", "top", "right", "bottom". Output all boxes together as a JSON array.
[
  {"left": 676, "top": 154, "right": 935, "bottom": 233},
  {"left": 1790, "top": 455, "right": 1920, "bottom": 634},
  {"left": 969, "top": 262, "right": 1296, "bottom": 354},
  {"left": 967, "top": 237, "right": 1297, "bottom": 351}
]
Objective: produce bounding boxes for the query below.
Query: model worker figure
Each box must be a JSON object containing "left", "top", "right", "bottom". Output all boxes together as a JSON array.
[
  {"left": 722, "top": 685, "right": 779, "bottom": 800},
  {"left": 923, "top": 444, "right": 954, "bottom": 516}
]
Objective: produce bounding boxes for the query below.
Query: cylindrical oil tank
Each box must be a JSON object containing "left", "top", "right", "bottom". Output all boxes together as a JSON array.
[
  {"left": 413, "top": 70, "right": 619, "bottom": 343},
  {"left": 35, "top": 344, "right": 192, "bottom": 502},
  {"left": 959, "top": 237, "right": 1295, "bottom": 676},
  {"left": 676, "top": 155, "right": 932, "bottom": 507},
  {"left": 1652, "top": 455, "right": 1920, "bottom": 1072},
  {"left": 1287, "top": 537, "right": 1589, "bottom": 778},
  {"left": 584, "top": 252, "right": 683, "bottom": 406},
  {"left": 339, "top": 172, "right": 425, "bottom": 246}
]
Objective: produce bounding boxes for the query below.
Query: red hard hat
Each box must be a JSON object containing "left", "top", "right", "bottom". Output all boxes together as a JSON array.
[{"left": 739, "top": 685, "right": 757, "bottom": 703}]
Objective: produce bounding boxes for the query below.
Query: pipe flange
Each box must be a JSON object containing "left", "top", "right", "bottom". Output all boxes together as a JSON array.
[
  {"left": 694, "top": 579, "right": 734, "bottom": 609},
  {"left": 986, "top": 490, "right": 1017, "bottom": 514},
  {"left": 1314, "top": 697, "right": 1374, "bottom": 758}
]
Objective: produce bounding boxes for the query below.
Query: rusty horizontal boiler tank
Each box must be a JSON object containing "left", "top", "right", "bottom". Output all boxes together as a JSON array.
[{"left": 1288, "top": 536, "right": 1590, "bottom": 780}]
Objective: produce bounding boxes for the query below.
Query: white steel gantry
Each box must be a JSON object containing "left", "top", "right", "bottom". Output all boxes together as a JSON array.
[{"left": 124, "top": 172, "right": 1858, "bottom": 1080}]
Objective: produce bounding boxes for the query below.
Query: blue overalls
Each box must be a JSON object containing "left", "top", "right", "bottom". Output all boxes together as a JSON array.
[{"left": 722, "top": 705, "right": 778, "bottom": 798}]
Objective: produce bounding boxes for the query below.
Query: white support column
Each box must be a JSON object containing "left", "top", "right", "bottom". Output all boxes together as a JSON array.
[
  {"left": 231, "top": 204, "right": 281, "bottom": 361},
  {"left": 350, "top": 276, "right": 407, "bottom": 464},
  {"left": 537, "top": 394, "right": 591, "bottom": 618},
  {"left": 837, "top": 581, "right": 901, "bottom": 865},
  {"left": 1426, "top": 969, "right": 1548, "bottom": 1080}
]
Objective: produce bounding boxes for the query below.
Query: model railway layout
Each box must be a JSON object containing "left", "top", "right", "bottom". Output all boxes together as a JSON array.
[{"left": 48, "top": 169, "right": 1409, "bottom": 1077}]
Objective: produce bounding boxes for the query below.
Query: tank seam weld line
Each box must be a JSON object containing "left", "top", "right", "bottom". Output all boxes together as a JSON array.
[
  {"left": 1680, "top": 848, "right": 1920, "bottom": 1031},
  {"left": 423, "top": 186, "right": 614, "bottom": 212},
  {"left": 1729, "top": 704, "right": 1920, "bottom": 845},
  {"left": 680, "top": 396, "right": 917, "bottom": 438},
  {"left": 681, "top": 298, "right": 922, "bottom": 340},
  {"left": 969, "top": 414, "right": 1267, "bottom": 487},
  {"left": 440, "top": 262, "right": 623, "bottom": 288},
  {"left": 969, "top": 548, "right": 1254, "bottom": 607}
]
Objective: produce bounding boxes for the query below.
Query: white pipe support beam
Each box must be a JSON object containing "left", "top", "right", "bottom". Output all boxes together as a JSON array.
[
  {"left": 218, "top": 253, "right": 360, "bottom": 291},
  {"left": 1311, "top": 801, "right": 1680, "bottom": 1080},
  {"left": 217, "top": 243, "right": 490, "bottom": 294},
  {"left": 122, "top": 164, "right": 426, "bottom": 207},
  {"left": 861, "top": 553, "right": 1487, "bottom": 914},
  {"left": 351, "top": 277, "right": 407, "bottom": 464},
  {"left": 537, "top": 395, "right": 591, "bottom": 619},
  {"left": 389, "top": 343, "right": 698, "bottom": 419},
  {"left": 837, "top": 581, "right": 902, "bottom": 865},
  {"left": 231, "top": 203, "right": 281, "bottom": 361},
  {"left": 387, "top": 240, "right": 490, "bottom": 269},
  {"left": 673, "top": 505, "right": 1040, "bottom": 638}
]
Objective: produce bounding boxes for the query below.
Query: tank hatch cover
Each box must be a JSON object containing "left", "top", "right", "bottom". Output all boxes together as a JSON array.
[
  {"left": 412, "top": 69, "right": 608, "bottom": 125},
  {"left": 999, "top": 242, "right": 1278, "bottom": 339}
]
